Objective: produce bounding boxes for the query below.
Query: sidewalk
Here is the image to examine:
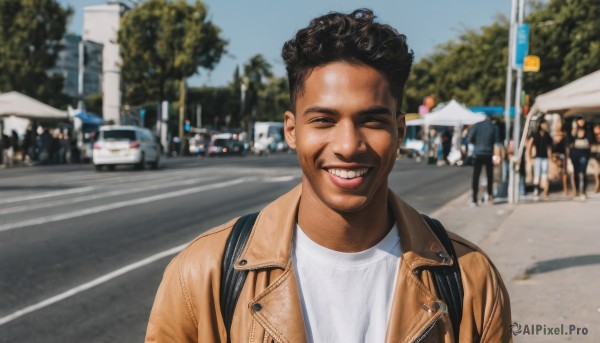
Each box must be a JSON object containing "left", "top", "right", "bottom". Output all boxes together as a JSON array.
[{"left": 433, "top": 192, "right": 599, "bottom": 342}]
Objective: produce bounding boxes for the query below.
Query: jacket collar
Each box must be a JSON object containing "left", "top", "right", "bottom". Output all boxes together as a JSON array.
[{"left": 236, "top": 184, "right": 452, "bottom": 271}]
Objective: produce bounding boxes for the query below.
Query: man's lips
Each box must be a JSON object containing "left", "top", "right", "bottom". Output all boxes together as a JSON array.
[
  {"left": 325, "top": 167, "right": 369, "bottom": 179},
  {"left": 323, "top": 167, "right": 371, "bottom": 189}
]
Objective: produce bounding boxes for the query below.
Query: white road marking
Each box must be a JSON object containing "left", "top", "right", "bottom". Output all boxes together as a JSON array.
[
  {"left": 0, "top": 175, "right": 222, "bottom": 216},
  {"left": 0, "top": 243, "right": 187, "bottom": 326},
  {"left": 263, "top": 175, "right": 296, "bottom": 182},
  {"left": 0, "top": 177, "right": 251, "bottom": 232},
  {"left": 0, "top": 187, "right": 94, "bottom": 205}
]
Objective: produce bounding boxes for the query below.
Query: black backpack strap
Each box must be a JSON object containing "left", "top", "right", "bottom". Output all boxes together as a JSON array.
[
  {"left": 220, "top": 212, "right": 259, "bottom": 343},
  {"left": 421, "top": 214, "right": 464, "bottom": 342}
]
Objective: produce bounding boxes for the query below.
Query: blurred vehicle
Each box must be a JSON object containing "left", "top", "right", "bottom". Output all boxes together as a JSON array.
[
  {"left": 207, "top": 133, "right": 249, "bottom": 157},
  {"left": 92, "top": 125, "right": 160, "bottom": 171},
  {"left": 253, "top": 121, "right": 289, "bottom": 153},
  {"left": 188, "top": 129, "right": 211, "bottom": 156}
]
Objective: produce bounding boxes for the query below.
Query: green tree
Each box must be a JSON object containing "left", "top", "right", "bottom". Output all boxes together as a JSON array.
[
  {"left": 0, "top": 0, "right": 73, "bottom": 107},
  {"left": 242, "top": 54, "right": 273, "bottom": 118},
  {"left": 404, "top": 0, "right": 600, "bottom": 113},
  {"left": 258, "top": 76, "right": 289, "bottom": 121},
  {"left": 119, "top": 0, "right": 227, "bottom": 154},
  {"left": 404, "top": 17, "right": 509, "bottom": 111},
  {"left": 525, "top": 0, "right": 600, "bottom": 97}
]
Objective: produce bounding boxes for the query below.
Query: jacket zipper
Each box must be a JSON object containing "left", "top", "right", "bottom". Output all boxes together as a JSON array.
[{"left": 413, "top": 314, "right": 442, "bottom": 343}]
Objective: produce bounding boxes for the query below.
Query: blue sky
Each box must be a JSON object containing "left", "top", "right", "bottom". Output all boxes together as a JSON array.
[{"left": 60, "top": 0, "right": 511, "bottom": 87}]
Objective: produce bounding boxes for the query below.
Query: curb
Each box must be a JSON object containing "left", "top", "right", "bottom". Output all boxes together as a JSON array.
[{"left": 429, "top": 190, "right": 472, "bottom": 218}]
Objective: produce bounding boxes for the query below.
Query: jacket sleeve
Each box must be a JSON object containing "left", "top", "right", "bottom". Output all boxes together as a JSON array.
[
  {"left": 145, "top": 254, "right": 198, "bottom": 343},
  {"left": 451, "top": 234, "right": 512, "bottom": 343},
  {"left": 480, "top": 262, "right": 512, "bottom": 343}
]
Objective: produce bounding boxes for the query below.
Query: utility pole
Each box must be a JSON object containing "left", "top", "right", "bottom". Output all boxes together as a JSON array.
[
  {"left": 196, "top": 103, "right": 202, "bottom": 129},
  {"left": 178, "top": 78, "right": 187, "bottom": 157},
  {"left": 77, "top": 40, "right": 85, "bottom": 112},
  {"left": 502, "top": 0, "right": 517, "bottom": 201},
  {"left": 509, "top": 0, "right": 527, "bottom": 204}
]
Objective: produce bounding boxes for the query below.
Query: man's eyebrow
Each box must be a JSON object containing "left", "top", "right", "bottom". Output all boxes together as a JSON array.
[
  {"left": 358, "top": 106, "right": 393, "bottom": 116},
  {"left": 303, "top": 106, "right": 393, "bottom": 117},
  {"left": 303, "top": 106, "right": 338, "bottom": 116}
]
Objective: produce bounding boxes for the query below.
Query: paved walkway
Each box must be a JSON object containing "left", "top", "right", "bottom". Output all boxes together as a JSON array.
[{"left": 433, "top": 191, "right": 600, "bottom": 342}]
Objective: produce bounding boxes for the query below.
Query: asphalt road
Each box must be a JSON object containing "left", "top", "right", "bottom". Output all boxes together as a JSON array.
[{"left": 0, "top": 154, "right": 471, "bottom": 342}]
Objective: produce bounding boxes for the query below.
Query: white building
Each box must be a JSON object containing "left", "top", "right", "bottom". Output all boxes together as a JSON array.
[{"left": 83, "top": 2, "right": 129, "bottom": 124}]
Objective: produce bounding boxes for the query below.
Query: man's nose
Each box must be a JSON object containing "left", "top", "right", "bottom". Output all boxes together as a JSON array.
[{"left": 331, "top": 121, "right": 366, "bottom": 160}]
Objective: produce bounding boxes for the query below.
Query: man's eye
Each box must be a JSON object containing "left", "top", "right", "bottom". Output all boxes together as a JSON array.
[
  {"left": 309, "top": 117, "right": 335, "bottom": 124},
  {"left": 363, "top": 117, "right": 390, "bottom": 126}
]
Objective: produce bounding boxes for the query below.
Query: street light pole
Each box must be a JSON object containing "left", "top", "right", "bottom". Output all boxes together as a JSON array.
[
  {"left": 78, "top": 40, "right": 85, "bottom": 112},
  {"left": 504, "top": 0, "right": 517, "bottom": 202},
  {"left": 510, "top": 0, "right": 526, "bottom": 204}
]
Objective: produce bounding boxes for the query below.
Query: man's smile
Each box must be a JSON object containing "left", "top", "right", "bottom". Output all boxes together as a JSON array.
[{"left": 325, "top": 167, "right": 369, "bottom": 179}]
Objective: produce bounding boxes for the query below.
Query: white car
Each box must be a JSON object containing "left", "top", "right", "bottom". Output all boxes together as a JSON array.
[{"left": 92, "top": 126, "right": 160, "bottom": 171}]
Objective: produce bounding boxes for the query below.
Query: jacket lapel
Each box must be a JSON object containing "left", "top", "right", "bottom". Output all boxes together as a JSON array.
[
  {"left": 249, "top": 261, "right": 308, "bottom": 343},
  {"left": 386, "top": 192, "right": 454, "bottom": 342}
]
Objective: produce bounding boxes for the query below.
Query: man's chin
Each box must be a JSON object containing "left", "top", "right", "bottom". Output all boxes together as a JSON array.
[{"left": 324, "top": 195, "right": 371, "bottom": 214}]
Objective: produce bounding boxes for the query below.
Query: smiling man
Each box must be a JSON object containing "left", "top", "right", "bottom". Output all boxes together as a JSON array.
[{"left": 145, "top": 9, "right": 511, "bottom": 343}]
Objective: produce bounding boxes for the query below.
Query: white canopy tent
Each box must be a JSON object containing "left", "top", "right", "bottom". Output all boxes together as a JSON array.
[
  {"left": 512, "top": 69, "right": 600, "bottom": 203},
  {"left": 0, "top": 91, "right": 67, "bottom": 120},
  {"left": 424, "top": 99, "right": 487, "bottom": 126},
  {"left": 519, "top": 69, "right": 600, "bottom": 158},
  {"left": 531, "top": 69, "right": 600, "bottom": 115}
]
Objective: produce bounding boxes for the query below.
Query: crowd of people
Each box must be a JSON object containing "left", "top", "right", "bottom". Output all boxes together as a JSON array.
[
  {"left": 415, "top": 113, "right": 600, "bottom": 205},
  {"left": 1, "top": 127, "right": 72, "bottom": 167}
]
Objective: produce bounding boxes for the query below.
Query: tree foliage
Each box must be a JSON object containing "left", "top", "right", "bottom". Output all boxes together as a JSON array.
[
  {"left": 404, "top": 0, "right": 600, "bottom": 112},
  {"left": 118, "top": 0, "right": 227, "bottom": 105},
  {"left": 241, "top": 54, "right": 273, "bottom": 119},
  {"left": 0, "top": 0, "right": 72, "bottom": 108}
]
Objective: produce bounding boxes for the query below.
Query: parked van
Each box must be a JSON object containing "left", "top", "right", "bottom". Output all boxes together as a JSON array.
[{"left": 92, "top": 125, "right": 160, "bottom": 171}]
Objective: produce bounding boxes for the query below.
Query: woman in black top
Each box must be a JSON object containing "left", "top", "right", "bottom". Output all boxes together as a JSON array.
[{"left": 568, "top": 115, "right": 595, "bottom": 199}]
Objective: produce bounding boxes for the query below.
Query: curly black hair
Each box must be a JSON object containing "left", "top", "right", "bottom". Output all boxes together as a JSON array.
[{"left": 282, "top": 8, "right": 414, "bottom": 111}]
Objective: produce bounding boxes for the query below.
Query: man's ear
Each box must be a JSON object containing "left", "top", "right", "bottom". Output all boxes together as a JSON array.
[
  {"left": 284, "top": 111, "right": 297, "bottom": 149},
  {"left": 397, "top": 113, "right": 406, "bottom": 149}
]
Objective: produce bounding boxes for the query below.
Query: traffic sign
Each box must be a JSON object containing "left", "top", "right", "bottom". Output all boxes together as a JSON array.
[{"left": 523, "top": 55, "right": 540, "bottom": 72}]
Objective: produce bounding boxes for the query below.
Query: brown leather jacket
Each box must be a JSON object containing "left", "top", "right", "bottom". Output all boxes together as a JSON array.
[{"left": 145, "top": 185, "right": 512, "bottom": 342}]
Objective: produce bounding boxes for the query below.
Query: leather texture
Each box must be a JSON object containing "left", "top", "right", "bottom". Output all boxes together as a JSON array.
[{"left": 145, "top": 185, "right": 512, "bottom": 343}]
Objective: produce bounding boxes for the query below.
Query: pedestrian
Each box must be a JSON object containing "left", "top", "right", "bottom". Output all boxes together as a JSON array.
[
  {"left": 145, "top": 9, "right": 511, "bottom": 343},
  {"left": 441, "top": 128, "right": 452, "bottom": 164},
  {"left": 39, "top": 129, "right": 52, "bottom": 163},
  {"left": 568, "top": 115, "right": 595, "bottom": 200},
  {"left": 468, "top": 116, "right": 500, "bottom": 206},
  {"left": 527, "top": 118, "right": 553, "bottom": 200},
  {"left": 591, "top": 123, "right": 600, "bottom": 193},
  {"left": 1, "top": 131, "right": 12, "bottom": 167},
  {"left": 22, "top": 128, "right": 32, "bottom": 163},
  {"left": 552, "top": 129, "right": 570, "bottom": 196},
  {"left": 11, "top": 130, "right": 19, "bottom": 164}
]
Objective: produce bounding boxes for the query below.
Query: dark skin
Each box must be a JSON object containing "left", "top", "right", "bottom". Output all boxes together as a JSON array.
[{"left": 284, "top": 61, "right": 405, "bottom": 252}]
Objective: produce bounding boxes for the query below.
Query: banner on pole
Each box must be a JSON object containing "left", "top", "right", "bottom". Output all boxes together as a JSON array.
[{"left": 513, "top": 24, "right": 530, "bottom": 69}]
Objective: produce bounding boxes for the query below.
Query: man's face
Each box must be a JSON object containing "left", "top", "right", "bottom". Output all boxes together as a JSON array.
[{"left": 284, "top": 61, "right": 404, "bottom": 213}]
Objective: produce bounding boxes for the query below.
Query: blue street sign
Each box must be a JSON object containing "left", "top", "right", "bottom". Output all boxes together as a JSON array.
[
  {"left": 140, "top": 108, "right": 146, "bottom": 118},
  {"left": 514, "top": 24, "right": 530, "bottom": 69}
]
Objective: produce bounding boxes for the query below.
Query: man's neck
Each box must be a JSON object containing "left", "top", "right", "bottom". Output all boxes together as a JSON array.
[{"left": 297, "top": 187, "right": 394, "bottom": 253}]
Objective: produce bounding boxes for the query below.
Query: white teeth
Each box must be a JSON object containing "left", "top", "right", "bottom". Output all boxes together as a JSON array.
[{"left": 327, "top": 168, "right": 368, "bottom": 179}]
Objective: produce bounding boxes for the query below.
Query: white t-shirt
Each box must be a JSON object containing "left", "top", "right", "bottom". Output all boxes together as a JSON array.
[{"left": 291, "top": 223, "right": 402, "bottom": 343}]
